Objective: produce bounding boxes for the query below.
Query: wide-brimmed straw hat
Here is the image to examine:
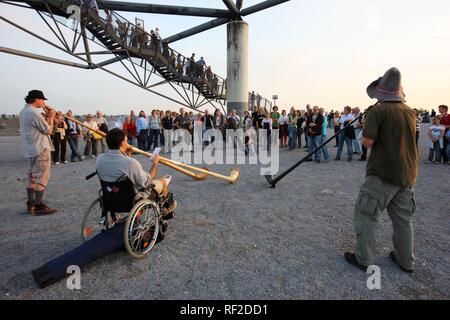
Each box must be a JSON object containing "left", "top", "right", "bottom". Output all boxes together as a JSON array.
[{"left": 367, "top": 67, "right": 406, "bottom": 102}]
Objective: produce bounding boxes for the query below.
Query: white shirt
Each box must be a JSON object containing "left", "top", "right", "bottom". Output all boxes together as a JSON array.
[
  {"left": 96, "top": 150, "right": 151, "bottom": 192},
  {"left": 339, "top": 113, "right": 355, "bottom": 129},
  {"left": 278, "top": 115, "right": 288, "bottom": 125}
]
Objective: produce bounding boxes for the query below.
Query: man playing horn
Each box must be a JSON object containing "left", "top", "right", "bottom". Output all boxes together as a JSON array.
[
  {"left": 19, "top": 90, "right": 58, "bottom": 216},
  {"left": 31, "top": 128, "right": 176, "bottom": 288}
]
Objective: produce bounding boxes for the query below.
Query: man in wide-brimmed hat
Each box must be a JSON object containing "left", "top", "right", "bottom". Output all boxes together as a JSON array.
[
  {"left": 344, "top": 68, "right": 419, "bottom": 274},
  {"left": 19, "top": 90, "right": 58, "bottom": 216}
]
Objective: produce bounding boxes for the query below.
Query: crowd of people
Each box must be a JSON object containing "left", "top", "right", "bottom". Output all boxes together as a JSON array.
[{"left": 53, "top": 103, "right": 450, "bottom": 166}]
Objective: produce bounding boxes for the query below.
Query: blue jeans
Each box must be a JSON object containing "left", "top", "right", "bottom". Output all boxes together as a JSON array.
[
  {"left": 148, "top": 129, "right": 160, "bottom": 150},
  {"left": 336, "top": 131, "right": 353, "bottom": 160},
  {"left": 321, "top": 135, "right": 329, "bottom": 161},
  {"left": 137, "top": 129, "right": 148, "bottom": 151},
  {"left": 288, "top": 126, "right": 297, "bottom": 150},
  {"left": 307, "top": 135, "right": 322, "bottom": 161},
  {"left": 68, "top": 135, "right": 82, "bottom": 161},
  {"left": 37, "top": 222, "right": 125, "bottom": 286}
]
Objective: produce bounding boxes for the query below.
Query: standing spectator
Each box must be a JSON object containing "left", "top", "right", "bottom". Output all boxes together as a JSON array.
[
  {"left": 438, "top": 105, "right": 450, "bottom": 163},
  {"left": 130, "top": 110, "right": 136, "bottom": 122},
  {"left": 251, "top": 106, "right": 259, "bottom": 130},
  {"left": 306, "top": 106, "right": 324, "bottom": 162},
  {"left": 159, "top": 111, "right": 165, "bottom": 148},
  {"left": 96, "top": 110, "right": 109, "bottom": 154},
  {"left": 328, "top": 110, "right": 334, "bottom": 129},
  {"left": 136, "top": 110, "right": 148, "bottom": 151},
  {"left": 193, "top": 113, "right": 203, "bottom": 145},
  {"left": 431, "top": 109, "right": 436, "bottom": 117},
  {"left": 122, "top": 115, "right": 137, "bottom": 147},
  {"left": 358, "top": 113, "right": 368, "bottom": 162},
  {"left": 278, "top": 109, "right": 288, "bottom": 147},
  {"left": 213, "top": 109, "right": 226, "bottom": 141},
  {"left": 66, "top": 110, "right": 84, "bottom": 162},
  {"left": 319, "top": 108, "right": 330, "bottom": 162},
  {"left": 162, "top": 110, "right": 174, "bottom": 153},
  {"left": 427, "top": 116, "right": 445, "bottom": 164},
  {"left": 296, "top": 110, "right": 305, "bottom": 149},
  {"left": 287, "top": 108, "right": 298, "bottom": 150},
  {"left": 332, "top": 111, "right": 341, "bottom": 147},
  {"left": 352, "top": 107, "right": 363, "bottom": 155},
  {"left": 250, "top": 91, "right": 256, "bottom": 109},
  {"left": 148, "top": 110, "right": 161, "bottom": 151},
  {"left": 335, "top": 106, "right": 355, "bottom": 161},
  {"left": 82, "top": 114, "right": 99, "bottom": 158},
  {"left": 345, "top": 67, "right": 418, "bottom": 274},
  {"left": 201, "top": 109, "right": 214, "bottom": 145},
  {"left": 304, "top": 105, "right": 312, "bottom": 148},
  {"left": 413, "top": 109, "right": 422, "bottom": 147},
  {"left": 243, "top": 110, "right": 253, "bottom": 155},
  {"left": 261, "top": 111, "right": 273, "bottom": 150},
  {"left": 271, "top": 106, "right": 280, "bottom": 133},
  {"left": 19, "top": 90, "right": 57, "bottom": 215},
  {"left": 51, "top": 113, "right": 68, "bottom": 164},
  {"left": 256, "top": 93, "right": 262, "bottom": 108}
]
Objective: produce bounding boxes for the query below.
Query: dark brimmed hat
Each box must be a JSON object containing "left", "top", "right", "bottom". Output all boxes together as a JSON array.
[
  {"left": 26, "top": 90, "right": 47, "bottom": 100},
  {"left": 367, "top": 68, "right": 405, "bottom": 102}
]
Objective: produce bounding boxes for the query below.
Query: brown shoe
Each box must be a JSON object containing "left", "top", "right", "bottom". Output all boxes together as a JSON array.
[
  {"left": 33, "top": 202, "right": 57, "bottom": 216},
  {"left": 26, "top": 201, "right": 35, "bottom": 214}
]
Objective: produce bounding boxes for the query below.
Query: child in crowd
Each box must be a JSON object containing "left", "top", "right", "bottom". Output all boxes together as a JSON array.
[{"left": 427, "top": 116, "right": 445, "bottom": 164}]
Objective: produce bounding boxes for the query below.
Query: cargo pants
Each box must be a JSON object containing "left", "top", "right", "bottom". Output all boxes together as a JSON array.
[{"left": 354, "top": 176, "right": 416, "bottom": 270}]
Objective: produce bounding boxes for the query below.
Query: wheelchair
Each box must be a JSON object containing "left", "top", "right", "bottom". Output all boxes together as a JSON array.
[{"left": 81, "top": 171, "right": 175, "bottom": 259}]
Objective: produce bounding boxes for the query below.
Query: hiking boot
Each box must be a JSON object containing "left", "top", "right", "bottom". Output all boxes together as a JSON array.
[
  {"left": 389, "top": 251, "right": 414, "bottom": 274},
  {"left": 344, "top": 252, "right": 368, "bottom": 272},
  {"left": 33, "top": 202, "right": 57, "bottom": 216},
  {"left": 26, "top": 201, "right": 35, "bottom": 214}
]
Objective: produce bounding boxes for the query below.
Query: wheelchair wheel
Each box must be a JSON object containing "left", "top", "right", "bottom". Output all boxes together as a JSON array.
[
  {"left": 124, "top": 199, "right": 160, "bottom": 259},
  {"left": 81, "top": 197, "right": 104, "bottom": 242}
]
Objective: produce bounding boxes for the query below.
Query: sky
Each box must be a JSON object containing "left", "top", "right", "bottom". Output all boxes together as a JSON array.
[{"left": 1, "top": 0, "right": 450, "bottom": 115}]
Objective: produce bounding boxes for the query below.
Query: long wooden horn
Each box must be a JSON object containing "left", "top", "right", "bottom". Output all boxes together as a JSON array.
[{"left": 60, "top": 112, "right": 208, "bottom": 181}]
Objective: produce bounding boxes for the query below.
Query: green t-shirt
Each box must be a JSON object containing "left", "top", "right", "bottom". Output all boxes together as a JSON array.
[
  {"left": 363, "top": 102, "right": 418, "bottom": 187},
  {"left": 271, "top": 112, "right": 280, "bottom": 128}
]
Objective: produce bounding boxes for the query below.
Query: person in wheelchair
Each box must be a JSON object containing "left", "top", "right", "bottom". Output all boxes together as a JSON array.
[{"left": 31, "top": 128, "right": 175, "bottom": 288}]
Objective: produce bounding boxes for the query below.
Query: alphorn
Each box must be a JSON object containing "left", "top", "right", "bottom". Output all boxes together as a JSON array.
[{"left": 58, "top": 111, "right": 240, "bottom": 184}]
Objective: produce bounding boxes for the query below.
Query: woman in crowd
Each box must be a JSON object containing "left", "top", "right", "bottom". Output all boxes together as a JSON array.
[
  {"left": 122, "top": 115, "right": 136, "bottom": 147},
  {"left": 193, "top": 113, "right": 203, "bottom": 145},
  {"left": 96, "top": 111, "right": 109, "bottom": 154},
  {"left": 332, "top": 110, "right": 341, "bottom": 147},
  {"left": 287, "top": 108, "right": 298, "bottom": 150},
  {"left": 213, "top": 109, "right": 226, "bottom": 141},
  {"left": 83, "top": 114, "right": 99, "bottom": 158},
  {"left": 278, "top": 109, "right": 288, "bottom": 148},
  {"left": 51, "top": 113, "right": 68, "bottom": 164},
  {"left": 136, "top": 110, "right": 148, "bottom": 151},
  {"left": 296, "top": 110, "right": 304, "bottom": 149},
  {"left": 148, "top": 109, "right": 161, "bottom": 151}
]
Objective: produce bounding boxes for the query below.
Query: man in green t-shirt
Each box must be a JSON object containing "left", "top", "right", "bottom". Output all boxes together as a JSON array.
[{"left": 345, "top": 68, "right": 418, "bottom": 274}]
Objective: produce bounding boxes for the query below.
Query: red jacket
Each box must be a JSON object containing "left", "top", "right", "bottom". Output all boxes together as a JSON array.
[{"left": 123, "top": 121, "right": 136, "bottom": 138}]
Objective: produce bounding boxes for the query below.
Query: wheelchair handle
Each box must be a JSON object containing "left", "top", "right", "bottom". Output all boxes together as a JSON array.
[{"left": 85, "top": 172, "right": 97, "bottom": 180}]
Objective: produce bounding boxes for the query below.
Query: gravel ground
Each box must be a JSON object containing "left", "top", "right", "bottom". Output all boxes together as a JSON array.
[{"left": 0, "top": 126, "right": 449, "bottom": 300}]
